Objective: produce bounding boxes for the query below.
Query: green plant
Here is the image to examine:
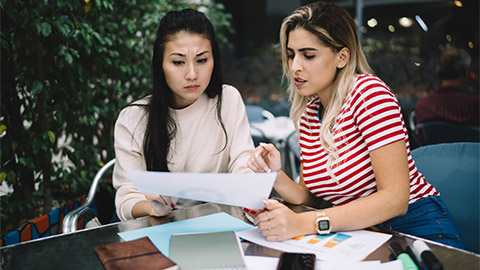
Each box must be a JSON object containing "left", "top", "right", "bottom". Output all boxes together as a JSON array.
[{"left": 0, "top": 0, "right": 233, "bottom": 237}]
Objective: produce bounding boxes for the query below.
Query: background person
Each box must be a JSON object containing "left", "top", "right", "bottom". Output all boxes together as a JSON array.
[
  {"left": 113, "top": 8, "right": 254, "bottom": 221},
  {"left": 415, "top": 48, "right": 479, "bottom": 126},
  {"left": 247, "top": 1, "right": 464, "bottom": 249}
]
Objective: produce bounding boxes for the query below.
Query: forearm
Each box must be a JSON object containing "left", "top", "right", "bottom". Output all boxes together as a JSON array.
[
  {"left": 324, "top": 189, "right": 408, "bottom": 232},
  {"left": 113, "top": 111, "right": 149, "bottom": 220},
  {"left": 247, "top": 143, "right": 324, "bottom": 207},
  {"left": 274, "top": 170, "right": 318, "bottom": 206},
  {"left": 325, "top": 142, "right": 410, "bottom": 231},
  {"left": 282, "top": 189, "right": 408, "bottom": 238},
  {"left": 131, "top": 200, "right": 153, "bottom": 218}
]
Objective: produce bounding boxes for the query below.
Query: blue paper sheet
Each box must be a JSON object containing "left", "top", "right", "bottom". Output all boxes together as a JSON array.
[{"left": 118, "top": 212, "right": 254, "bottom": 256}]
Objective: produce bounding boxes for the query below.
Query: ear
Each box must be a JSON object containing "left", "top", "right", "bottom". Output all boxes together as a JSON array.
[{"left": 337, "top": 47, "right": 350, "bottom": 69}]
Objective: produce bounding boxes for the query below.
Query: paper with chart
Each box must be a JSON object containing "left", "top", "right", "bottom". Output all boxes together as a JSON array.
[
  {"left": 129, "top": 171, "right": 277, "bottom": 209},
  {"left": 238, "top": 228, "right": 391, "bottom": 262}
]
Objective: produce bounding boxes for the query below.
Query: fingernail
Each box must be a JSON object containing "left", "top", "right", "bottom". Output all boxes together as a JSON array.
[
  {"left": 255, "top": 152, "right": 259, "bottom": 158},
  {"left": 250, "top": 210, "right": 257, "bottom": 215},
  {"left": 264, "top": 167, "right": 270, "bottom": 173},
  {"left": 263, "top": 200, "right": 269, "bottom": 204},
  {"left": 170, "top": 203, "right": 175, "bottom": 208},
  {"left": 243, "top": 208, "right": 249, "bottom": 212},
  {"left": 259, "top": 142, "right": 267, "bottom": 146}
]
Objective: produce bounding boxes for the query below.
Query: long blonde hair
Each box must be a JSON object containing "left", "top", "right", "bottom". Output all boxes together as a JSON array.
[{"left": 280, "top": 1, "right": 373, "bottom": 177}]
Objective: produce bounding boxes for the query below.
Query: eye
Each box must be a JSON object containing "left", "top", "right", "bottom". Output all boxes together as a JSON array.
[
  {"left": 197, "top": 58, "right": 208, "bottom": 64},
  {"left": 173, "top": 60, "right": 184, "bottom": 65},
  {"left": 287, "top": 54, "right": 294, "bottom": 59},
  {"left": 304, "top": 55, "right": 315, "bottom": 60}
]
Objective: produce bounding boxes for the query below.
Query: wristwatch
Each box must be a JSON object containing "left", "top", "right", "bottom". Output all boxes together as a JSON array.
[{"left": 314, "top": 211, "right": 331, "bottom": 234}]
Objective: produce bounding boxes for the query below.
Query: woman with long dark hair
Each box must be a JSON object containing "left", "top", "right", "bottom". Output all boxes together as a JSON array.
[{"left": 113, "top": 8, "right": 254, "bottom": 221}]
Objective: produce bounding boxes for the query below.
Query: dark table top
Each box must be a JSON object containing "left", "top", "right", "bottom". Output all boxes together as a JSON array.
[{"left": 1, "top": 203, "right": 479, "bottom": 270}]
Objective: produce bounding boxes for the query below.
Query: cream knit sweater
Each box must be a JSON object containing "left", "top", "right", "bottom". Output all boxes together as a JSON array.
[{"left": 112, "top": 85, "right": 254, "bottom": 221}]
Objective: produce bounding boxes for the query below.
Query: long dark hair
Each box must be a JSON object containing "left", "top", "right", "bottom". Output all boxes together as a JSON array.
[{"left": 143, "top": 8, "right": 226, "bottom": 172}]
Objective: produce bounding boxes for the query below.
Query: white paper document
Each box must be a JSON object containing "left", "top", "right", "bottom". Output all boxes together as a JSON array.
[
  {"left": 244, "top": 256, "right": 279, "bottom": 270},
  {"left": 129, "top": 171, "right": 277, "bottom": 209},
  {"left": 238, "top": 227, "right": 391, "bottom": 262}
]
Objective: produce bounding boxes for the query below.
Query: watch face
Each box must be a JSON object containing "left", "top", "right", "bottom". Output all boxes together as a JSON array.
[{"left": 318, "top": 220, "right": 330, "bottom": 230}]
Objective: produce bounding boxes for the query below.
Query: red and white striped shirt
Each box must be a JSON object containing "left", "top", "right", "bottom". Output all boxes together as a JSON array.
[{"left": 300, "top": 74, "right": 438, "bottom": 206}]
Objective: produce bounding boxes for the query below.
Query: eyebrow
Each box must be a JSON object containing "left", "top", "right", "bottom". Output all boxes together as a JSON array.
[
  {"left": 287, "top": 47, "right": 318, "bottom": 52},
  {"left": 169, "top": 51, "right": 210, "bottom": 57}
]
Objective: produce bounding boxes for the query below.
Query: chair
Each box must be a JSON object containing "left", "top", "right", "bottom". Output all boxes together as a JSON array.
[
  {"left": 286, "top": 130, "right": 301, "bottom": 182},
  {"left": 246, "top": 104, "right": 275, "bottom": 147},
  {"left": 418, "top": 121, "right": 480, "bottom": 145},
  {"left": 410, "top": 143, "right": 480, "bottom": 253},
  {"left": 62, "top": 159, "right": 117, "bottom": 233},
  {"left": 245, "top": 104, "right": 275, "bottom": 123},
  {"left": 409, "top": 110, "right": 480, "bottom": 146},
  {"left": 250, "top": 125, "right": 270, "bottom": 147}
]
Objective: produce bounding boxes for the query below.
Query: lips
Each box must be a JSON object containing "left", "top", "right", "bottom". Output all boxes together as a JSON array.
[
  {"left": 185, "top": 85, "right": 200, "bottom": 90},
  {"left": 294, "top": 77, "right": 306, "bottom": 87}
]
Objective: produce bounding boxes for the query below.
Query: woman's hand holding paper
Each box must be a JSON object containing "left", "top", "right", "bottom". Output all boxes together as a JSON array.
[{"left": 145, "top": 193, "right": 174, "bottom": 217}]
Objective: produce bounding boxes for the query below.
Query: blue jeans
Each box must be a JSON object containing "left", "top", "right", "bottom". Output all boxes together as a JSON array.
[{"left": 377, "top": 196, "right": 465, "bottom": 250}]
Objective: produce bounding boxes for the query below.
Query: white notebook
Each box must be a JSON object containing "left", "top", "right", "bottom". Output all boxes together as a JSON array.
[{"left": 169, "top": 231, "right": 247, "bottom": 270}]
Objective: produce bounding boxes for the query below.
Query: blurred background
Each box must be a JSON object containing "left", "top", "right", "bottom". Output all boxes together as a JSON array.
[
  {"left": 218, "top": 0, "right": 478, "bottom": 115},
  {"left": 0, "top": 0, "right": 478, "bottom": 246}
]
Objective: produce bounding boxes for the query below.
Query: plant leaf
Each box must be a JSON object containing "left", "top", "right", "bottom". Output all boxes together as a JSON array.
[
  {"left": 47, "top": 131, "right": 55, "bottom": 144},
  {"left": 41, "top": 22, "right": 52, "bottom": 37}
]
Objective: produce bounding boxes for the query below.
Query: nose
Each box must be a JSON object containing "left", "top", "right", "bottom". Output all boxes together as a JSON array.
[
  {"left": 290, "top": 55, "right": 303, "bottom": 73},
  {"left": 185, "top": 63, "right": 198, "bottom": 80}
]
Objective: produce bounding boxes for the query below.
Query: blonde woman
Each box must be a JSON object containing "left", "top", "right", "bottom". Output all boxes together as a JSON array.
[{"left": 247, "top": 1, "right": 464, "bottom": 249}]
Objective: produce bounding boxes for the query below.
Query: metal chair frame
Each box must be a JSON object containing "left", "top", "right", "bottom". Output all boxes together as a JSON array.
[{"left": 62, "top": 159, "right": 116, "bottom": 233}]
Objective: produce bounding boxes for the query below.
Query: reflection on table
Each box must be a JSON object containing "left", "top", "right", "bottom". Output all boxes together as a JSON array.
[{"left": 1, "top": 202, "right": 478, "bottom": 270}]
